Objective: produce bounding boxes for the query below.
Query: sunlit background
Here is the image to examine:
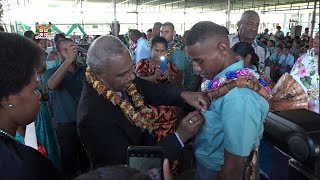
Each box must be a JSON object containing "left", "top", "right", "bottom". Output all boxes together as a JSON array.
[{"left": 0, "top": 0, "right": 318, "bottom": 36}]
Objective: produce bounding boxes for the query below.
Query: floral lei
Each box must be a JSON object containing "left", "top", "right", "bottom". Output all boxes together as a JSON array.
[
  {"left": 201, "top": 68, "right": 272, "bottom": 99},
  {"left": 85, "top": 68, "right": 155, "bottom": 133},
  {"left": 165, "top": 44, "right": 179, "bottom": 57}
]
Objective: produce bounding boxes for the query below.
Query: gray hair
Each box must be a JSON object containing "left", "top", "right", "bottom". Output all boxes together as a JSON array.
[
  {"left": 87, "top": 35, "right": 128, "bottom": 72},
  {"left": 240, "top": 10, "right": 260, "bottom": 23}
]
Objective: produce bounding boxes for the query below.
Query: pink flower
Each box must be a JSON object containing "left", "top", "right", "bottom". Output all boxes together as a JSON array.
[
  {"left": 296, "top": 56, "right": 304, "bottom": 65},
  {"left": 266, "top": 86, "right": 272, "bottom": 93},
  {"left": 308, "top": 100, "right": 316, "bottom": 112},
  {"left": 297, "top": 66, "right": 311, "bottom": 77},
  {"left": 212, "top": 78, "right": 220, "bottom": 89},
  {"left": 235, "top": 69, "right": 250, "bottom": 77}
]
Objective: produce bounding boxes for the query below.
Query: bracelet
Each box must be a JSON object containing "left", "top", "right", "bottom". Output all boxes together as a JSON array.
[{"left": 174, "top": 131, "right": 185, "bottom": 148}]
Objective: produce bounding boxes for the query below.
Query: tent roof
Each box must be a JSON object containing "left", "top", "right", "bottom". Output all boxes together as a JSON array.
[{"left": 53, "top": 0, "right": 318, "bottom": 12}]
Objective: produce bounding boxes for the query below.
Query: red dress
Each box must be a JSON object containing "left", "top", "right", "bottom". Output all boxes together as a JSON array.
[{"left": 136, "top": 60, "right": 178, "bottom": 141}]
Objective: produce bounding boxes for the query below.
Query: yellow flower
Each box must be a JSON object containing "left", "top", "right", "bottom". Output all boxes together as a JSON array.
[
  {"left": 93, "top": 81, "right": 99, "bottom": 88},
  {"left": 123, "top": 108, "right": 131, "bottom": 114},
  {"left": 131, "top": 95, "right": 140, "bottom": 102},
  {"left": 132, "top": 113, "right": 140, "bottom": 121},
  {"left": 106, "top": 90, "right": 113, "bottom": 99},
  {"left": 120, "top": 101, "right": 127, "bottom": 109},
  {"left": 86, "top": 70, "right": 155, "bottom": 133},
  {"left": 127, "top": 105, "right": 134, "bottom": 111}
]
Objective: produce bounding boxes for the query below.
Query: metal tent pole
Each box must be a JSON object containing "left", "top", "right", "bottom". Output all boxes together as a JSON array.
[
  {"left": 113, "top": 0, "right": 118, "bottom": 36},
  {"left": 310, "top": 0, "right": 317, "bottom": 38},
  {"left": 226, "top": 0, "right": 231, "bottom": 31}
]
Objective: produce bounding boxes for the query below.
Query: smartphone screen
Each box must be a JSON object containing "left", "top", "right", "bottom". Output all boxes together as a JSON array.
[
  {"left": 128, "top": 146, "right": 164, "bottom": 180},
  {"left": 159, "top": 56, "right": 168, "bottom": 73}
]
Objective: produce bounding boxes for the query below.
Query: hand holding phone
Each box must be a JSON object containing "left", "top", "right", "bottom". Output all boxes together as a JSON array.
[
  {"left": 65, "top": 45, "right": 77, "bottom": 63},
  {"left": 159, "top": 56, "right": 168, "bottom": 73}
]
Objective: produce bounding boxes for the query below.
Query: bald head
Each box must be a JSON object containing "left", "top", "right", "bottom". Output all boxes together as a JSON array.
[
  {"left": 186, "top": 21, "right": 229, "bottom": 47},
  {"left": 87, "top": 35, "right": 128, "bottom": 72}
]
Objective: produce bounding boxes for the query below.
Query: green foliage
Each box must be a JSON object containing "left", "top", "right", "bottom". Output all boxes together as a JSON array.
[{"left": 300, "top": 76, "right": 312, "bottom": 88}]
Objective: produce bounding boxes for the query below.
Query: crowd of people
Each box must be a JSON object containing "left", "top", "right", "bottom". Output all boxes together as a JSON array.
[
  {"left": 0, "top": 9, "right": 319, "bottom": 180},
  {"left": 257, "top": 26, "right": 315, "bottom": 83}
]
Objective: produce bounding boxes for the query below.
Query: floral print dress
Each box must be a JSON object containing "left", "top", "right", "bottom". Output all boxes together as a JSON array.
[{"left": 290, "top": 49, "right": 319, "bottom": 113}]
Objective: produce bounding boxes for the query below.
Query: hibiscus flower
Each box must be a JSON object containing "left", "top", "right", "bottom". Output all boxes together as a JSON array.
[{"left": 297, "top": 66, "right": 311, "bottom": 77}]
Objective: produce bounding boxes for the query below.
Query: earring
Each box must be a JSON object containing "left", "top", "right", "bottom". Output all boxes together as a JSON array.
[{"left": 8, "top": 104, "right": 13, "bottom": 108}]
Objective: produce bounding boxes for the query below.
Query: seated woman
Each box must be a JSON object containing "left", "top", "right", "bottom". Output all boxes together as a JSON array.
[
  {"left": 231, "top": 42, "right": 259, "bottom": 72},
  {"left": 0, "top": 32, "right": 63, "bottom": 179},
  {"left": 135, "top": 37, "right": 183, "bottom": 141}
]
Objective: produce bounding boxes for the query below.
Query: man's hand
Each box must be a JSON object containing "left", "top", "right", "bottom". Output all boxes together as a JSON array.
[
  {"left": 65, "top": 44, "right": 77, "bottom": 64},
  {"left": 181, "top": 91, "right": 210, "bottom": 112},
  {"left": 176, "top": 111, "right": 205, "bottom": 143},
  {"left": 47, "top": 44, "right": 77, "bottom": 90}
]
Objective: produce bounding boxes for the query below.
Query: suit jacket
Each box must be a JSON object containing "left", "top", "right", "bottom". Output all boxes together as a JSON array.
[
  {"left": 0, "top": 135, "right": 64, "bottom": 180},
  {"left": 77, "top": 77, "right": 187, "bottom": 168}
]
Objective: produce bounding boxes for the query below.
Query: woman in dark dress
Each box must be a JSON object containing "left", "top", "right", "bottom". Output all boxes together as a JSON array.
[{"left": 0, "top": 32, "right": 63, "bottom": 179}]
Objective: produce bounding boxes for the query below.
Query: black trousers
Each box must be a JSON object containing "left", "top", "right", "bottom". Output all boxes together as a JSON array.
[{"left": 56, "top": 122, "right": 89, "bottom": 178}]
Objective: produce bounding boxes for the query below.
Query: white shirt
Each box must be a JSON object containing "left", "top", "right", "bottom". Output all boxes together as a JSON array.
[{"left": 135, "top": 37, "right": 151, "bottom": 65}]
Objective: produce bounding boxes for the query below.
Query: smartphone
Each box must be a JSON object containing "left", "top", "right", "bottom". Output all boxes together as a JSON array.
[
  {"left": 127, "top": 146, "right": 164, "bottom": 180},
  {"left": 159, "top": 56, "right": 168, "bottom": 73}
]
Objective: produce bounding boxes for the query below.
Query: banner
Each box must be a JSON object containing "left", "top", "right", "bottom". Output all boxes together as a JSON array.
[
  {"left": 16, "top": 22, "right": 87, "bottom": 36},
  {"left": 50, "top": 24, "right": 63, "bottom": 34},
  {"left": 65, "top": 23, "right": 87, "bottom": 36}
]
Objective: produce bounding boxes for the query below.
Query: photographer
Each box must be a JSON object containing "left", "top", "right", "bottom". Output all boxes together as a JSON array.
[{"left": 43, "top": 38, "right": 89, "bottom": 178}]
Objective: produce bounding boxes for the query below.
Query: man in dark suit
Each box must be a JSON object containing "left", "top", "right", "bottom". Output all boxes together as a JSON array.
[{"left": 77, "top": 35, "right": 209, "bottom": 168}]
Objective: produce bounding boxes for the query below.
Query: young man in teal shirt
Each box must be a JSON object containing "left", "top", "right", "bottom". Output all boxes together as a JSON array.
[{"left": 186, "top": 21, "right": 270, "bottom": 180}]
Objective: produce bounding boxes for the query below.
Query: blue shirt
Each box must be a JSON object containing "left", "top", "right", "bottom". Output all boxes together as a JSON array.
[
  {"left": 43, "top": 63, "right": 86, "bottom": 123},
  {"left": 279, "top": 53, "right": 295, "bottom": 67},
  {"left": 135, "top": 37, "right": 151, "bottom": 64},
  {"left": 268, "top": 47, "right": 276, "bottom": 55},
  {"left": 166, "top": 40, "right": 186, "bottom": 71},
  {"left": 194, "top": 60, "right": 269, "bottom": 171},
  {"left": 167, "top": 41, "right": 197, "bottom": 90},
  {"left": 270, "top": 53, "right": 282, "bottom": 63}
]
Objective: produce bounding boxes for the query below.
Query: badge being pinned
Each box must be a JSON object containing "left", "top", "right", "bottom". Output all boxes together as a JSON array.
[{"left": 35, "top": 22, "right": 52, "bottom": 39}]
